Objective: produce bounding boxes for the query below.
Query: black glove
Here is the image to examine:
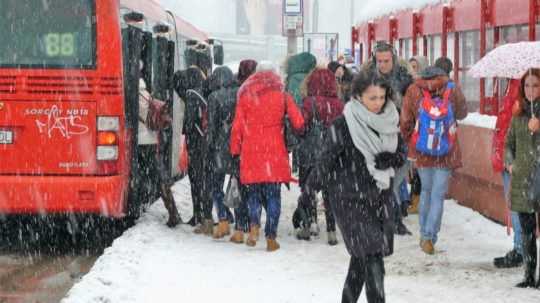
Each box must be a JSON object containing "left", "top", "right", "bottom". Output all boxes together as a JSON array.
[{"left": 374, "top": 151, "right": 397, "bottom": 170}]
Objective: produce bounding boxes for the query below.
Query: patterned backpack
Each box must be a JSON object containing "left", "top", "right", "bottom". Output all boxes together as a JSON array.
[{"left": 412, "top": 82, "right": 457, "bottom": 157}]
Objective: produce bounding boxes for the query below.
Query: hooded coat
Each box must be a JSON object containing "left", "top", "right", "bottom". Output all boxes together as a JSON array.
[
  {"left": 207, "top": 66, "right": 238, "bottom": 174},
  {"left": 230, "top": 71, "right": 305, "bottom": 184},
  {"left": 298, "top": 69, "right": 344, "bottom": 167},
  {"left": 400, "top": 75, "right": 468, "bottom": 169},
  {"left": 286, "top": 52, "right": 317, "bottom": 107},
  {"left": 505, "top": 100, "right": 540, "bottom": 213}
]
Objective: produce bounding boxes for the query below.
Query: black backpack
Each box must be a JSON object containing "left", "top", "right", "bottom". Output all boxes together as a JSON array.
[{"left": 298, "top": 98, "right": 325, "bottom": 166}]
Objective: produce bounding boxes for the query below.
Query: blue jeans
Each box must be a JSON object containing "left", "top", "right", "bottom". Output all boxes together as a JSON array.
[
  {"left": 235, "top": 185, "right": 249, "bottom": 232},
  {"left": 417, "top": 168, "right": 452, "bottom": 244},
  {"left": 245, "top": 183, "right": 281, "bottom": 239},
  {"left": 210, "top": 172, "right": 230, "bottom": 221},
  {"left": 502, "top": 171, "right": 523, "bottom": 255}
]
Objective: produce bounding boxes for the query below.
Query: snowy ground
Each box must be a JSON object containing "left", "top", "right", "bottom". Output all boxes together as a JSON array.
[{"left": 62, "top": 179, "right": 540, "bottom": 303}]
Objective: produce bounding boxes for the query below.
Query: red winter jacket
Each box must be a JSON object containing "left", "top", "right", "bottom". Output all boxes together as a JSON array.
[
  {"left": 230, "top": 71, "right": 305, "bottom": 184},
  {"left": 301, "top": 69, "right": 344, "bottom": 127},
  {"left": 491, "top": 79, "right": 520, "bottom": 173}
]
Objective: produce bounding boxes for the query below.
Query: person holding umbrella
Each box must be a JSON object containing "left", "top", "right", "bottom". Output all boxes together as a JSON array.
[{"left": 504, "top": 68, "right": 540, "bottom": 288}]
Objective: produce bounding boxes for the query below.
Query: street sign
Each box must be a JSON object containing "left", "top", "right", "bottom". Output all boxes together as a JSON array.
[{"left": 282, "top": 0, "right": 303, "bottom": 37}]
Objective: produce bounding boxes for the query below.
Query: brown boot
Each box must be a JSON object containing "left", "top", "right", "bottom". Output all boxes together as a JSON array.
[
  {"left": 229, "top": 230, "right": 244, "bottom": 244},
  {"left": 213, "top": 220, "right": 230, "bottom": 239},
  {"left": 266, "top": 238, "right": 280, "bottom": 252},
  {"left": 408, "top": 194, "right": 420, "bottom": 214},
  {"left": 161, "top": 185, "right": 181, "bottom": 228},
  {"left": 246, "top": 225, "right": 260, "bottom": 247},
  {"left": 194, "top": 219, "right": 214, "bottom": 236},
  {"left": 420, "top": 239, "right": 435, "bottom": 255}
]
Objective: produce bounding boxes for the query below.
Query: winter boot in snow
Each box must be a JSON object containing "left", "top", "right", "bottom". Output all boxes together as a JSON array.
[
  {"left": 246, "top": 225, "right": 259, "bottom": 247},
  {"left": 266, "top": 237, "right": 280, "bottom": 252},
  {"left": 296, "top": 227, "right": 311, "bottom": 240},
  {"left": 420, "top": 239, "right": 435, "bottom": 255},
  {"left": 401, "top": 200, "right": 410, "bottom": 217},
  {"left": 194, "top": 219, "right": 214, "bottom": 236},
  {"left": 161, "top": 184, "right": 181, "bottom": 228},
  {"left": 310, "top": 222, "right": 320, "bottom": 237},
  {"left": 213, "top": 220, "right": 230, "bottom": 239},
  {"left": 516, "top": 231, "right": 537, "bottom": 288},
  {"left": 394, "top": 202, "right": 412, "bottom": 236},
  {"left": 327, "top": 231, "right": 338, "bottom": 246},
  {"left": 408, "top": 194, "right": 420, "bottom": 214},
  {"left": 493, "top": 249, "right": 523, "bottom": 268},
  {"left": 229, "top": 230, "right": 244, "bottom": 244}
]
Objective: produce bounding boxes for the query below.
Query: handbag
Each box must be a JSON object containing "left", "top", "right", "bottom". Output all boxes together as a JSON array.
[
  {"left": 140, "top": 93, "right": 172, "bottom": 131},
  {"left": 527, "top": 161, "right": 540, "bottom": 211},
  {"left": 223, "top": 175, "right": 242, "bottom": 208},
  {"left": 283, "top": 97, "right": 300, "bottom": 151}
]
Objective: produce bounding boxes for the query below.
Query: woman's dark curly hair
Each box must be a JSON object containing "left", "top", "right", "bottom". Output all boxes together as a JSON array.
[{"left": 351, "top": 70, "right": 394, "bottom": 104}]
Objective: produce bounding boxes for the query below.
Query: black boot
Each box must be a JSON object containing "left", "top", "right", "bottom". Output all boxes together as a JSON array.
[
  {"left": 394, "top": 203, "right": 412, "bottom": 236},
  {"left": 516, "top": 231, "right": 537, "bottom": 288},
  {"left": 493, "top": 249, "right": 523, "bottom": 268}
]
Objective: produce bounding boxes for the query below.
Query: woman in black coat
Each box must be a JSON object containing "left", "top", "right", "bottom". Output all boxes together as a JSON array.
[{"left": 308, "top": 71, "right": 405, "bottom": 303}]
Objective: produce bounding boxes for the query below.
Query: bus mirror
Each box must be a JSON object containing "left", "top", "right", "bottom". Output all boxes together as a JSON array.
[
  {"left": 153, "top": 24, "right": 170, "bottom": 34},
  {"left": 123, "top": 12, "right": 144, "bottom": 23},
  {"left": 213, "top": 45, "right": 224, "bottom": 66}
]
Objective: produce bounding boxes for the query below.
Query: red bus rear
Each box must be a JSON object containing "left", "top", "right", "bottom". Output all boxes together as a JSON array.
[{"left": 0, "top": 0, "right": 215, "bottom": 219}]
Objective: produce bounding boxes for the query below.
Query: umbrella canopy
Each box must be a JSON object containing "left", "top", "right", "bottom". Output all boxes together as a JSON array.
[{"left": 468, "top": 41, "right": 540, "bottom": 79}]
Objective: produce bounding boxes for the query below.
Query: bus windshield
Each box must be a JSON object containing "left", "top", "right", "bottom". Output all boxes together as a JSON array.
[{"left": 0, "top": 0, "right": 96, "bottom": 69}]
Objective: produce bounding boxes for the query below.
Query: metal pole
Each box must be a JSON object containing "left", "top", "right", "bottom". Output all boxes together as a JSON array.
[{"left": 287, "top": 36, "right": 298, "bottom": 55}]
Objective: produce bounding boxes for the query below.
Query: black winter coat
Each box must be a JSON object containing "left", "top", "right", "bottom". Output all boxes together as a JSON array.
[
  {"left": 207, "top": 67, "right": 238, "bottom": 174},
  {"left": 183, "top": 67, "right": 207, "bottom": 159},
  {"left": 310, "top": 116, "right": 405, "bottom": 259}
]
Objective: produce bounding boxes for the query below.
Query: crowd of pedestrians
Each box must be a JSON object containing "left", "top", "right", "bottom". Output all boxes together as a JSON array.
[{"left": 136, "top": 41, "right": 540, "bottom": 302}]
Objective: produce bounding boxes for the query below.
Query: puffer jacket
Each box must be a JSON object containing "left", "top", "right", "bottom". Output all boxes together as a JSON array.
[
  {"left": 207, "top": 66, "right": 238, "bottom": 174},
  {"left": 505, "top": 100, "right": 540, "bottom": 213},
  {"left": 230, "top": 71, "right": 304, "bottom": 184}
]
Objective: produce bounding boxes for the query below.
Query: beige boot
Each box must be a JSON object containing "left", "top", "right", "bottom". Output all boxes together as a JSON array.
[
  {"left": 408, "top": 194, "right": 420, "bottom": 214},
  {"left": 213, "top": 220, "right": 230, "bottom": 239},
  {"left": 229, "top": 230, "right": 244, "bottom": 244},
  {"left": 246, "top": 225, "right": 260, "bottom": 247},
  {"left": 266, "top": 238, "right": 280, "bottom": 252},
  {"left": 194, "top": 219, "right": 214, "bottom": 236}
]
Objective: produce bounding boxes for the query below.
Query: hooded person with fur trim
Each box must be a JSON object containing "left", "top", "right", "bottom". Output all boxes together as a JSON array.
[{"left": 230, "top": 64, "right": 305, "bottom": 251}]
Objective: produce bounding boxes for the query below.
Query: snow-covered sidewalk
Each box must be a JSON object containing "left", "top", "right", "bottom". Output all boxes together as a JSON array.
[{"left": 62, "top": 179, "right": 540, "bottom": 303}]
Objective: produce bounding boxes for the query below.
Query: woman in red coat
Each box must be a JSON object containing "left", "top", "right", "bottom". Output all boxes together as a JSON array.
[{"left": 230, "top": 68, "right": 304, "bottom": 251}]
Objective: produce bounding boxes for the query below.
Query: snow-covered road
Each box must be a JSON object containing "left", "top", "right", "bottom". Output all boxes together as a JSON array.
[{"left": 62, "top": 179, "right": 540, "bottom": 303}]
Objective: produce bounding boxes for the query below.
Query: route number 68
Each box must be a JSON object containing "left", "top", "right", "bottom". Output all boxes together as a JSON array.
[{"left": 45, "top": 33, "right": 75, "bottom": 57}]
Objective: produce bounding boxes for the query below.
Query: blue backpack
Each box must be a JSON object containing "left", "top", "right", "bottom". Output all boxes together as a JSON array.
[{"left": 412, "top": 82, "right": 457, "bottom": 157}]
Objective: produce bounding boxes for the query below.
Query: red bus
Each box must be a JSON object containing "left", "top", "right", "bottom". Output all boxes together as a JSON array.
[
  {"left": 350, "top": 0, "right": 539, "bottom": 222},
  {"left": 0, "top": 0, "right": 221, "bottom": 220}
]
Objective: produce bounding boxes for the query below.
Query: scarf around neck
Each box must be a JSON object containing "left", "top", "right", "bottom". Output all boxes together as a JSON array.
[{"left": 343, "top": 98, "right": 400, "bottom": 190}]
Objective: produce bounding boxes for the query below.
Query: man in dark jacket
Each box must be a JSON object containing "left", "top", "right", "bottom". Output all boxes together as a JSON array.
[
  {"left": 363, "top": 42, "right": 414, "bottom": 235},
  {"left": 183, "top": 66, "right": 213, "bottom": 235},
  {"left": 206, "top": 66, "right": 238, "bottom": 239}
]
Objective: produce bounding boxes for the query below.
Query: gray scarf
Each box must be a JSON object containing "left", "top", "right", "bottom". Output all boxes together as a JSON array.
[{"left": 343, "top": 98, "right": 400, "bottom": 190}]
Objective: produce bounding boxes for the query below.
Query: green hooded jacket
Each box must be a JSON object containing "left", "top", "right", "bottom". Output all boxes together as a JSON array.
[
  {"left": 505, "top": 102, "right": 540, "bottom": 213},
  {"left": 286, "top": 52, "right": 316, "bottom": 107}
]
